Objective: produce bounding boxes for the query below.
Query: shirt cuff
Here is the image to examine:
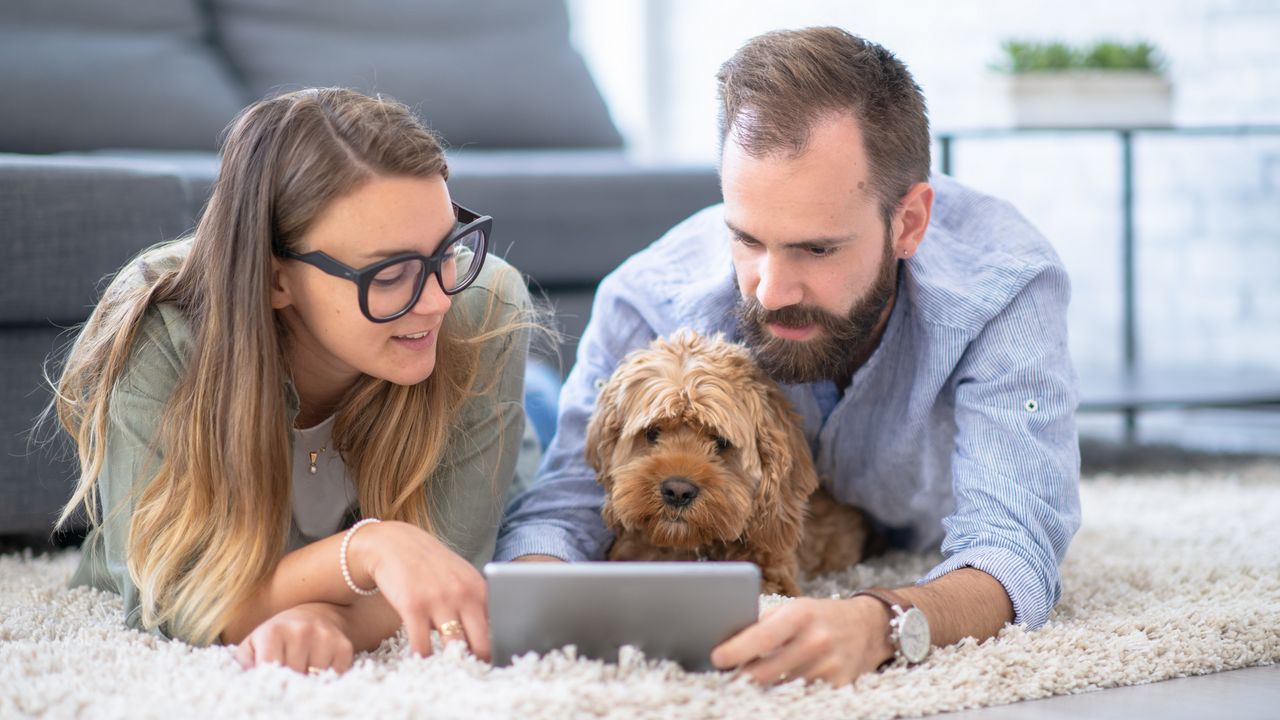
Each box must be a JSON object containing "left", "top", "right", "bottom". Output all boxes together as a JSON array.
[
  {"left": 919, "top": 545, "right": 1054, "bottom": 630},
  {"left": 493, "top": 526, "right": 595, "bottom": 563}
]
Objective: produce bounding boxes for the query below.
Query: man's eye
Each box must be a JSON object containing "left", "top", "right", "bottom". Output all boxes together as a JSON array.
[
  {"left": 806, "top": 246, "right": 835, "bottom": 257},
  {"left": 733, "top": 234, "right": 759, "bottom": 248}
]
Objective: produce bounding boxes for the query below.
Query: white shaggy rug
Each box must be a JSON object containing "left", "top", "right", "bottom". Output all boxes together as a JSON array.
[{"left": 3, "top": 464, "right": 1279, "bottom": 719}]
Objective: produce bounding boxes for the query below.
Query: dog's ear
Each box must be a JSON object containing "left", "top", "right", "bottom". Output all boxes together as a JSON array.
[
  {"left": 585, "top": 371, "right": 625, "bottom": 486},
  {"left": 744, "top": 381, "right": 818, "bottom": 553}
]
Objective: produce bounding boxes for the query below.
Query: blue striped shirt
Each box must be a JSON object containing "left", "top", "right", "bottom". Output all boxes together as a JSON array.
[{"left": 496, "top": 175, "right": 1081, "bottom": 630}]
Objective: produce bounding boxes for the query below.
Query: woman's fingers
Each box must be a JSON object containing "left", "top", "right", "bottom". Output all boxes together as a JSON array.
[
  {"left": 253, "top": 629, "right": 286, "bottom": 668},
  {"left": 460, "top": 603, "right": 491, "bottom": 662},
  {"left": 403, "top": 611, "right": 436, "bottom": 658},
  {"left": 236, "top": 605, "right": 358, "bottom": 675},
  {"left": 332, "top": 637, "right": 355, "bottom": 673},
  {"left": 304, "top": 642, "right": 334, "bottom": 676},
  {"left": 234, "top": 638, "right": 256, "bottom": 669},
  {"left": 435, "top": 615, "right": 468, "bottom": 647},
  {"left": 364, "top": 524, "right": 498, "bottom": 662},
  {"left": 281, "top": 628, "right": 312, "bottom": 673}
]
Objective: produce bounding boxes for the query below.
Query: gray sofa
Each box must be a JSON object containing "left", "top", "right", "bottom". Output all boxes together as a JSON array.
[{"left": 0, "top": 0, "right": 723, "bottom": 542}]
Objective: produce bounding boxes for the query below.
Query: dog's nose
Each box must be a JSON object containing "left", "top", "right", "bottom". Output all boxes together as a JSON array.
[{"left": 660, "top": 478, "right": 700, "bottom": 508}]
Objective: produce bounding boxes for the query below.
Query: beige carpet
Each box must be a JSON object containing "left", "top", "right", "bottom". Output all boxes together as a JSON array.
[{"left": 3, "top": 464, "right": 1279, "bottom": 719}]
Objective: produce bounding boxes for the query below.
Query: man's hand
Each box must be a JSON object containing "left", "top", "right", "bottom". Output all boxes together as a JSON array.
[{"left": 710, "top": 596, "right": 894, "bottom": 687}]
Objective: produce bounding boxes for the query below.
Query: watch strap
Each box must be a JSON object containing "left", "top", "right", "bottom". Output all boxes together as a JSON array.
[
  {"left": 852, "top": 587, "right": 913, "bottom": 614},
  {"left": 852, "top": 587, "right": 915, "bottom": 667}
]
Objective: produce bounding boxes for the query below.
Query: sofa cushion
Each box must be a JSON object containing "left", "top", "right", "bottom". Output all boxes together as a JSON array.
[
  {"left": 0, "top": 155, "right": 196, "bottom": 325},
  {"left": 0, "top": 0, "right": 248, "bottom": 153},
  {"left": 210, "top": 0, "right": 621, "bottom": 149}
]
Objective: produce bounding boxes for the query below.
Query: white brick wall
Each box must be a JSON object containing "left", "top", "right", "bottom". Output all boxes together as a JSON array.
[{"left": 570, "top": 0, "right": 1280, "bottom": 377}]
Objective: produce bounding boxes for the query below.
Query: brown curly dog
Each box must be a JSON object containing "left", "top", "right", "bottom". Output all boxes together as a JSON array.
[{"left": 586, "top": 330, "right": 873, "bottom": 596}]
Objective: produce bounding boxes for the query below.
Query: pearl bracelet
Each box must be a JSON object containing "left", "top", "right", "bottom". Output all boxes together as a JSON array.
[{"left": 340, "top": 518, "right": 382, "bottom": 596}]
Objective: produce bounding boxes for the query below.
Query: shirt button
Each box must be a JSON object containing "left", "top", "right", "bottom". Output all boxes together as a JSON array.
[
  {"left": 1024, "top": 399, "right": 1039, "bottom": 413},
  {"left": 594, "top": 378, "right": 607, "bottom": 391}
]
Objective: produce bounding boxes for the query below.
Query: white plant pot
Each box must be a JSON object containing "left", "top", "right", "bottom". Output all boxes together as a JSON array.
[{"left": 1008, "top": 71, "right": 1173, "bottom": 128}]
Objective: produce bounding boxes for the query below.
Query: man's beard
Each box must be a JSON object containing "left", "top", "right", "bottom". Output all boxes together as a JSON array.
[{"left": 735, "top": 235, "right": 899, "bottom": 385}]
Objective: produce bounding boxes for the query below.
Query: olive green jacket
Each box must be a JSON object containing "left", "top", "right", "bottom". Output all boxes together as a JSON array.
[{"left": 68, "top": 240, "right": 532, "bottom": 642}]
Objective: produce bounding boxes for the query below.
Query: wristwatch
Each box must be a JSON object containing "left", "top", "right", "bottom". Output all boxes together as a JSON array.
[{"left": 852, "top": 587, "right": 931, "bottom": 665}]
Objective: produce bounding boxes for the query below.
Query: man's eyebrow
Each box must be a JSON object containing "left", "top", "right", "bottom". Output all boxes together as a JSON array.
[{"left": 725, "top": 220, "right": 857, "bottom": 249}]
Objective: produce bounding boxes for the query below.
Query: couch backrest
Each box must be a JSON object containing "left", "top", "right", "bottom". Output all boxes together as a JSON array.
[
  {"left": 211, "top": 0, "right": 622, "bottom": 149},
  {"left": 0, "top": 0, "right": 249, "bottom": 153},
  {"left": 0, "top": 0, "right": 621, "bottom": 153}
]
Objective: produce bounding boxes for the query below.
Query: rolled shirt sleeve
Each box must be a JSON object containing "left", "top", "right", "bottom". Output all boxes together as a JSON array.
[{"left": 920, "top": 264, "right": 1082, "bottom": 629}]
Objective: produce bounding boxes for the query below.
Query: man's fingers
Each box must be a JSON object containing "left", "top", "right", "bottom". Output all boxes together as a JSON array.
[
  {"left": 710, "top": 604, "right": 804, "bottom": 669},
  {"left": 739, "top": 628, "right": 825, "bottom": 685}
]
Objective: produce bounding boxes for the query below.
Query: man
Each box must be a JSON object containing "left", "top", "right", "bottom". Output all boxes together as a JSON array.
[{"left": 496, "top": 27, "right": 1080, "bottom": 687}]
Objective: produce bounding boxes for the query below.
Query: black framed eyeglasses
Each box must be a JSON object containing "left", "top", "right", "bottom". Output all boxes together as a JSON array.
[{"left": 281, "top": 203, "right": 491, "bottom": 323}]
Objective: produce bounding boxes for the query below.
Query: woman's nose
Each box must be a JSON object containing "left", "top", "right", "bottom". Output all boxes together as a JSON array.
[{"left": 411, "top": 274, "right": 452, "bottom": 317}]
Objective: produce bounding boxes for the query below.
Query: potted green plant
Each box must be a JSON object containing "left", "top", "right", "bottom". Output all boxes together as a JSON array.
[{"left": 996, "top": 39, "right": 1172, "bottom": 128}]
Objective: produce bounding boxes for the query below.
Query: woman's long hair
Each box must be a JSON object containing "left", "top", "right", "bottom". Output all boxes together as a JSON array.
[{"left": 52, "top": 88, "right": 527, "bottom": 645}]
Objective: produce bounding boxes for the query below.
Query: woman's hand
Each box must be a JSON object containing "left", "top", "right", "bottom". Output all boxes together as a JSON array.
[
  {"left": 234, "top": 603, "right": 354, "bottom": 674},
  {"left": 346, "top": 520, "right": 491, "bottom": 660}
]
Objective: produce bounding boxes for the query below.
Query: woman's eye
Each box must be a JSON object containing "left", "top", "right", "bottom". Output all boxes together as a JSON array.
[
  {"left": 713, "top": 436, "right": 732, "bottom": 452},
  {"left": 373, "top": 267, "right": 406, "bottom": 286},
  {"left": 645, "top": 426, "right": 661, "bottom": 444}
]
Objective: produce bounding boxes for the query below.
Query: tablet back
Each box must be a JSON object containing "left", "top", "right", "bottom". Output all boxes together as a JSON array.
[{"left": 485, "top": 562, "right": 760, "bottom": 671}]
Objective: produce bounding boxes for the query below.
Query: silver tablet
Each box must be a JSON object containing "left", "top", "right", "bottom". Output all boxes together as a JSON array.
[{"left": 485, "top": 562, "right": 760, "bottom": 671}]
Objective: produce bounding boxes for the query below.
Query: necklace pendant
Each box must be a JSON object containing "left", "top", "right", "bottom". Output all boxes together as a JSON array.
[{"left": 308, "top": 450, "right": 319, "bottom": 474}]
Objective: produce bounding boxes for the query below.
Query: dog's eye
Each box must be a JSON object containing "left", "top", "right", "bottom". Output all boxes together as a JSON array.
[
  {"left": 713, "top": 435, "right": 732, "bottom": 453},
  {"left": 645, "top": 426, "right": 661, "bottom": 444}
]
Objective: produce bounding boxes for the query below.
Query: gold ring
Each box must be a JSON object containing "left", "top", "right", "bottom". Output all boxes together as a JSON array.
[
  {"left": 439, "top": 620, "right": 465, "bottom": 637},
  {"left": 307, "top": 666, "right": 324, "bottom": 676},
  {"left": 777, "top": 671, "right": 789, "bottom": 683}
]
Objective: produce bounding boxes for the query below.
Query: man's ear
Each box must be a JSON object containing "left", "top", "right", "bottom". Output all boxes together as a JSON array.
[
  {"left": 892, "top": 181, "right": 934, "bottom": 258},
  {"left": 270, "top": 256, "right": 293, "bottom": 310}
]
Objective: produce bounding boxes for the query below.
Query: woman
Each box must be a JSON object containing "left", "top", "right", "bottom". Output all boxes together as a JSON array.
[{"left": 53, "top": 88, "right": 537, "bottom": 674}]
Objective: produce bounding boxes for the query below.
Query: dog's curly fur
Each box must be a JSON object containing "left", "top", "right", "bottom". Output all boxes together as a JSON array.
[{"left": 586, "top": 330, "right": 872, "bottom": 596}]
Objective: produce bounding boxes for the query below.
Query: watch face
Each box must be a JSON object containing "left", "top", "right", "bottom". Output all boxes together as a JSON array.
[{"left": 898, "top": 608, "right": 931, "bottom": 663}]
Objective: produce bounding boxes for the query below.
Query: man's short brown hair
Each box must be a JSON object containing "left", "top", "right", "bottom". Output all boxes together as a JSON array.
[{"left": 716, "top": 27, "right": 931, "bottom": 225}]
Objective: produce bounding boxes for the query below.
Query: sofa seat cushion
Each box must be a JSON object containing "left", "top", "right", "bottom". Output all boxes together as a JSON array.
[{"left": 0, "top": 154, "right": 195, "bottom": 325}]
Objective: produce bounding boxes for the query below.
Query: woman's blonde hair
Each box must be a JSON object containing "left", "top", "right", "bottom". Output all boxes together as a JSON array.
[{"left": 53, "top": 88, "right": 530, "bottom": 645}]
